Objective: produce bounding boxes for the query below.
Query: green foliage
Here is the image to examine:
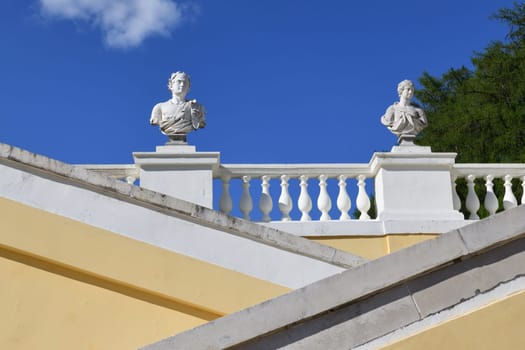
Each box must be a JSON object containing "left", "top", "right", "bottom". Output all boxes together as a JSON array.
[
  {"left": 415, "top": 2, "right": 525, "bottom": 163},
  {"left": 414, "top": 2, "right": 525, "bottom": 218}
]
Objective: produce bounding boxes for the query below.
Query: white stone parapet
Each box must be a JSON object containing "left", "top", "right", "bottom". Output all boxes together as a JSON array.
[
  {"left": 214, "top": 163, "right": 373, "bottom": 223},
  {"left": 452, "top": 164, "right": 525, "bottom": 220},
  {"left": 79, "top": 149, "right": 525, "bottom": 233}
]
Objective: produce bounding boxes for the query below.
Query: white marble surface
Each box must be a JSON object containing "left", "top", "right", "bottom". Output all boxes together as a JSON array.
[
  {"left": 381, "top": 80, "right": 427, "bottom": 144},
  {"left": 150, "top": 71, "right": 206, "bottom": 143},
  {"left": 133, "top": 147, "right": 220, "bottom": 208},
  {"left": 371, "top": 150, "right": 464, "bottom": 221}
]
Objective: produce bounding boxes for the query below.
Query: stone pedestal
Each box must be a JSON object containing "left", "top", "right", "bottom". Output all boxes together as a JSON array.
[
  {"left": 133, "top": 145, "right": 220, "bottom": 208},
  {"left": 371, "top": 145, "right": 463, "bottom": 221}
]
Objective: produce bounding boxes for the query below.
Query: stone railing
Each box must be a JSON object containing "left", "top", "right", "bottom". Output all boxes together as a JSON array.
[
  {"left": 452, "top": 164, "right": 525, "bottom": 219},
  {"left": 78, "top": 163, "right": 376, "bottom": 222},
  {"left": 215, "top": 164, "right": 525, "bottom": 223},
  {"left": 78, "top": 152, "right": 525, "bottom": 224},
  {"left": 214, "top": 164, "right": 374, "bottom": 222}
]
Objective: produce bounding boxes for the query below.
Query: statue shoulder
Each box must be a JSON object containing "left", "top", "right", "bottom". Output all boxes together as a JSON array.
[
  {"left": 150, "top": 102, "right": 165, "bottom": 125},
  {"left": 414, "top": 105, "right": 425, "bottom": 113},
  {"left": 411, "top": 104, "right": 426, "bottom": 117},
  {"left": 385, "top": 102, "right": 398, "bottom": 113},
  {"left": 152, "top": 101, "right": 166, "bottom": 113}
]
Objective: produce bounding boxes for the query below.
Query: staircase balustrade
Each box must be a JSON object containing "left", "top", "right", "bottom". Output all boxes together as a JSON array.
[
  {"left": 214, "top": 164, "right": 373, "bottom": 222},
  {"left": 78, "top": 162, "right": 525, "bottom": 223},
  {"left": 452, "top": 164, "right": 525, "bottom": 219}
]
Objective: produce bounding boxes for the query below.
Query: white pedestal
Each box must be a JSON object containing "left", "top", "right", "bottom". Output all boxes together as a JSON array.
[
  {"left": 370, "top": 146, "right": 463, "bottom": 221},
  {"left": 133, "top": 145, "right": 220, "bottom": 208}
]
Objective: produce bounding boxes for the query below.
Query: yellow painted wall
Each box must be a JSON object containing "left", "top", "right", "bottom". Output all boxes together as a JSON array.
[
  {"left": 0, "top": 252, "right": 205, "bottom": 350},
  {"left": 387, "top": 235, "right": 438, "bottom": 253},
  {"left": 310, "top": 234, "right": 438, "bottom": 260},
  {"left": 0, "top": 197, "right": 289, "bottom": 350},
  {"left": 381, "top": 288, "right": 525, "bottom": 349}
]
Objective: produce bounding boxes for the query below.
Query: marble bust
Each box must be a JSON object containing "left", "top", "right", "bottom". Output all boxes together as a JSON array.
[
  {"left": 150, "top": 71, "right": 206, "bottom": 144},
  {"left": 381, "top": 80, "right": 427, "bottom": 144}
]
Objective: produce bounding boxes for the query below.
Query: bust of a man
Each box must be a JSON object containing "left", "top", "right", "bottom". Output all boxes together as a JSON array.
[
  {"left": 150, "top": 71, "right": 206, "bottom": 144},
  {"left": 381, "top": 79, "right": 427, "bottom": 144}
]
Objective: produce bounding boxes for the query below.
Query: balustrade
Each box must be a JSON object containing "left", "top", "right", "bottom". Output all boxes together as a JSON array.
[
  {"left": 215, "top": 164, "right": 373, "bottom": 222},
  {"left": 452, "top": 165, "right": 525, "bottom": 219},
  {"left": 77, "top": 161, "right": 525, "bottom": 223}
]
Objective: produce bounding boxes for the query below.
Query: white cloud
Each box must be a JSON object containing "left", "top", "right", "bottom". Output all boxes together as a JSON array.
[{"left": 39, "top": 0, "right": 185, "bottom": 48}]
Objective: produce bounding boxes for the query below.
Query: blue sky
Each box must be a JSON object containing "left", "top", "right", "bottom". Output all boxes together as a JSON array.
[{"left": 0, "top": 0, "right": 518, "bottom": 166}]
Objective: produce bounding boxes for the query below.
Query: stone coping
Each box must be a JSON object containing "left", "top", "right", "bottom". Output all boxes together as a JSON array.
[
  {"left": 0, "top": 142, "right": 365, "bottom": 269},
  {"left": 264, "top": 219, "right": 472, "bottom": 236},
  {"left": 142, "top": 204, "right": 525, "bottom": 349}
]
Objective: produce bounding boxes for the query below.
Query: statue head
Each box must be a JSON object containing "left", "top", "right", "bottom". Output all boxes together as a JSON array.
[
  {"left": 397, "top": 79, "right": 415, "bottom": 100},
  {"left": 168, "top": 71, "right": 191, "bottom": 96}
]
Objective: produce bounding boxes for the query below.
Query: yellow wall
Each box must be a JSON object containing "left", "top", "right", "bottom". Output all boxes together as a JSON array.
[
  {"left": 310, "top": 234, "right": 438, "bottom": 260},
  {"left": 381, "top": 288, "right": 525, "bottom": 349},
  {"left": 0, "top": 197, "right": 289, "bottom": 350},
  {"left": 0, "top": 252, "right": 205, "bottom": 350}
]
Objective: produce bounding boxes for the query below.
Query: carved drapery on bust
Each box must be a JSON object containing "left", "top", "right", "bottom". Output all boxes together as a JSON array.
[
  {"left": 150, "top": 71, "right": 206, "bottom": 144},
  {"left": 381, "top": 79, "right": 427, "bottom": 144}
]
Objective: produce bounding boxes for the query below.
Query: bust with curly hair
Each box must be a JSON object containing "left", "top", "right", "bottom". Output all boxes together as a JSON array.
[{"left": 381, "top": 80, "right": 427, "bottom": 144}]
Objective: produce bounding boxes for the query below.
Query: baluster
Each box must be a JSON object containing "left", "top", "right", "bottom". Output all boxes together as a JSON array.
[
  {"left": 452, "top": 176, "right": 461, "bottom": 211},
  {"left": 125, "top": 176, "right": 137, "bottom": 185},
  {"left": 522, "top": 176, "right": 525, "bottom": 205},
  {"left": 356, "top": 175, "right": 371, "bottom": 220},
  {"left": 278, "top": 175, "right": 293, "bottom": 221},
  {"left": 503, "top": 174, "right": 518, "bottom": 210},
  {"left": 219, "top": 175, "right": 233, "bottom": 215},
  {"left": 298, "top": 175, "right": 312, "bottom": 221},
  {"left": 259, "top": 175, "right": 273, "bottom": 222},
  {"left": 337, "top": 175, "right": 351, "bottom": 220},
  {"left": 317, "top": 175, "right": 332, "bottom": 221},
  {"left": 240, "top": 176, "right": 253, "bottom": 220},
  {"left": 484, "top": 175, "right": 498, "bottom": 216},
  {"left": 465, "top": 175, "right": 480, "bottom": 219}
]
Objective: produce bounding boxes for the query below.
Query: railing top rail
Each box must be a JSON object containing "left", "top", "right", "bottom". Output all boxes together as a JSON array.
[
  {"left": 76, "top": 162, "right": 525, "bottom": 180},
  {"left": 215, "top": 163, "right": 372, "bottom": 179},
  {"left": 453, "top": 163, "right": 525, "bottom": 177}
]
